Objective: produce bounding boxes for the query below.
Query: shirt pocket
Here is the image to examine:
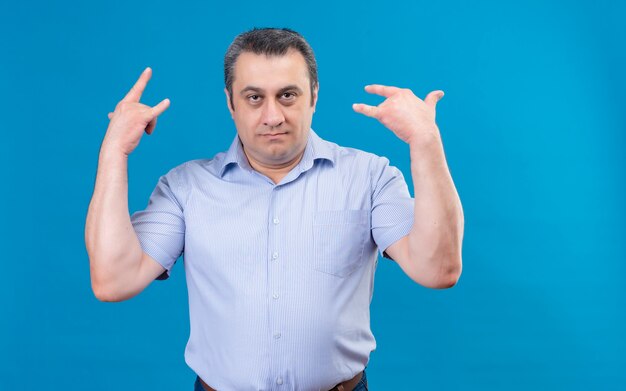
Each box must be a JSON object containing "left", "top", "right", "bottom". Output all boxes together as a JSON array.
[{"left": 312, "top": 210, "right": 369, "bottom": 278}]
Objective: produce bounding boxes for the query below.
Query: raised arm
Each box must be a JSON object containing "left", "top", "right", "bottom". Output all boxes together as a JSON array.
[
  {"left": 85, "top": 67, "right": 170, "bottom": 302},
  {"left": 353, "top": 85, "right": 464, "bottom": 289}
]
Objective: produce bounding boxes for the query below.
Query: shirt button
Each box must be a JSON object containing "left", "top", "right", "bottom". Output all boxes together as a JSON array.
[
  {"left": 273, "top": 332, "right": 281, "bottom": 339},
  {"left": 272, "top": 252, "right": 279, "bottom": 260},
  {"left": 272, "top": 293, "right": 279, "bottom": 299},
  {"left": 276, "top": 377, "right": 283, "bottom": 385},
  {"left": 273, "top": 217, "right": 280, "bottom": 224}
]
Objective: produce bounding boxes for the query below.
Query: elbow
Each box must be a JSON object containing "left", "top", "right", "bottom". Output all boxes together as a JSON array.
[
  {"left": 92, "top": 283, "right": 121, "bottom": 302},
  {"left": 413, "top": 255, "right": 463, "bottom": 289},
  {"left": 407, "top": 223, "right": 464, "bottom": 289},
  {"left": 91, "top": 276, "right": 127, "bottom": 303},
  {"left": 440, "top": 259, "right": 463, "bottom": 289},
  {"left": 89, "top": 263, "right": 129, "bottom": 303},
  {"left": 92, "top": 281, "right": 133, "bottom": 302},
  {"left": 88, "top": 254, "right": 116, "bottom": 302},
  {"left": 87, "top": 248, "right": 137, "bottom": 303},
  {"left": 436, "top": 254, "right": 462, "bottom": 289},
  {"left": 90, "top": 266, "right": 141, "bottom": 303},
  {"left": 430, "top": 269, "right": 461, "bottom": 289}
]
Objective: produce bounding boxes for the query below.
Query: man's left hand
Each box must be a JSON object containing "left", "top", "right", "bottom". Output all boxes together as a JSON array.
[{"left": 353, "top": 85, "right": 444, "bottom": 146}]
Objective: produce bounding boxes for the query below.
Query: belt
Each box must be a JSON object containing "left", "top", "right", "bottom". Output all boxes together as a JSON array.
[
  {"left": 328, "top": 370, "right": 364, "bottom": 391},
  {"left": 199, "top": 370, "right": 363, "bottom": 391}
]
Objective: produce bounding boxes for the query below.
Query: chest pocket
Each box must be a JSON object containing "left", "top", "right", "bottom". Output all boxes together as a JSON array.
[{"left": 313, "top": 210, "right": 369, "bottom": 278}]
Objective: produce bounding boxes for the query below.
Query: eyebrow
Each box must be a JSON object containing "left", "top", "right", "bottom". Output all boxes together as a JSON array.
[{"left": 239, "top": 85, "right": 304, "bottom": 96}]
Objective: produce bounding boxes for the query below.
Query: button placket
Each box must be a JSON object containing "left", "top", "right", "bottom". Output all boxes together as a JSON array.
[{"left": 268, "top": 187, "right": 284, "bottom": 384}]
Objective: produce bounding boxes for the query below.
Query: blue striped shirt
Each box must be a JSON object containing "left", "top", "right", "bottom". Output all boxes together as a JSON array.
[{"left": 131, "top": 129, "right": 414, "bottom": 390}]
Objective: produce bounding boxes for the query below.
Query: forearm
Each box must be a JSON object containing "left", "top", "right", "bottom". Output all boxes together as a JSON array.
[
  {"left": 85, "top": 149, "right": 143, "bottom": 293},
  {"left": 407, "top": 129, "right": 464, "bottom": 284}
]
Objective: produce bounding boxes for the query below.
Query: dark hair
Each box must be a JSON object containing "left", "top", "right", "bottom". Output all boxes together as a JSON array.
[{"left": 224, "top": 28, "right": 318, "bottom": 109}]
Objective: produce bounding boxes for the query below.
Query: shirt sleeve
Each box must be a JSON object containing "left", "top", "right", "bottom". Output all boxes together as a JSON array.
[
  {"left": 370, "top": 157, "right": 414, "bottom": 259},
  {"left": 130, "top": 168, "right": 186, "bottom": 280}
]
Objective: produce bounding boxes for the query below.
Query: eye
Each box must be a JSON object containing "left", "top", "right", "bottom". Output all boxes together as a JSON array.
[
  {"left": 247, "top": 94, "right": 262, "bottom": 103},
  {"left": 280, "top": 92, "right": 296, "bottom": 101}
]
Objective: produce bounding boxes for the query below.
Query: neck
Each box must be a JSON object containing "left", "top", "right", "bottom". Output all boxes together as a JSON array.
[{"left": 243, "top": 149, "right": 305, "bottom": 184}]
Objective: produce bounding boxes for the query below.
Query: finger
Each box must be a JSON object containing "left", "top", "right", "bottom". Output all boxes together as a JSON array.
[
  {"left": 424, "top": 90, "right": 444, "bottom": 108},
  {"left": 364, "top": 84, "right": 401, "bottom": 98},
  {"left": 122, "top": 67, "right": 152, "bottom": 103},
  {"left": 352, "top": 103, "right": 380, "bottom": 119},
  {"left": 151, "top": 98, "right": 171, "bottom": 117},
  {"left": 145, "top": 117, "right": 157, "bottom": 135}
]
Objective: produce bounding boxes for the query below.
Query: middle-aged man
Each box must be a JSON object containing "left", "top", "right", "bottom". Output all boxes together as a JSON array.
[{"left": 86, "top": 28, "right": 464, "bottom": 391}]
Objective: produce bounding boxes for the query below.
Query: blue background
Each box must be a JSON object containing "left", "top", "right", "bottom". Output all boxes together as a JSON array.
[{"left": 1, "top": 0, "right": 624, "bottom": 389}]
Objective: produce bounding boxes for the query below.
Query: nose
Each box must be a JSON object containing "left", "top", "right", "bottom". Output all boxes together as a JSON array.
[{"left": 262, "top": 99, "right": 285, "bottom": 128}]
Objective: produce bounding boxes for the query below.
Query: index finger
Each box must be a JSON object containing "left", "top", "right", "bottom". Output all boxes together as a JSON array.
[
  {"left": 364, "top": 84, "right": 401, "bottom": 98},
  {"left": 122, "top": 67, "right": 152, "bottom": 103}
]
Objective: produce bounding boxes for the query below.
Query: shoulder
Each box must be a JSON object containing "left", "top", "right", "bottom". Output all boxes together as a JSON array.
[
  {"left": 159, "top": 150, "right": 228, "bottom": 191},
  {"left": 166, "top": 149, "right": 228, "bottom": 177},
  {"left": 316, "top": 137, "right": 411, "bottom": 204},
  {"left": 318, "top": 136, "right": 394, "bottom": 177}
]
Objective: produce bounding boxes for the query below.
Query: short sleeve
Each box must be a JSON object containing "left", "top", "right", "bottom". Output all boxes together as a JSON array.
[
  {"left": 370, "top": 157, "right": 414, "bottom": 258},
  {"left": 130, "top": 168, "right": 186, "bottom": 280}
]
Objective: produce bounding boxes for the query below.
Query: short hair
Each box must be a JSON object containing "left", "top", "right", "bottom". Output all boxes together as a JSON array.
[{"left": 224, "top": 28, "right": 318, "bottom": 109}]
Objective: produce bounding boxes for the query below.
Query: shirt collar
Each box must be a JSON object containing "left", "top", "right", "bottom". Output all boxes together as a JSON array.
[{"left": 218, "top": 129, "right": 335, "bottom": 178}]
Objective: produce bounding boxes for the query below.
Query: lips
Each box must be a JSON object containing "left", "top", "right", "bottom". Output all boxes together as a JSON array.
[{"left": 261, "top": 132, "right": 288, "bottom": 137}]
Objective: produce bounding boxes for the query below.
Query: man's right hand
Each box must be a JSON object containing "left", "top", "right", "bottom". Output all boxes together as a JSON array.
[
  {"left": 86, "top": 67, "right": 171, "bottom": 302},
  {"left": 102, "top": 67, "right": 170, "bottom": 156}
]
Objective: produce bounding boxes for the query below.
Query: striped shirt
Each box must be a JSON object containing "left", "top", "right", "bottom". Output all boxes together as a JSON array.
[{"left": 131, "top": 129, "right": 414, "bottom": 390}]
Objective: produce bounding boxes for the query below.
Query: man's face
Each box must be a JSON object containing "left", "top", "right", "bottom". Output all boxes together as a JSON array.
[{"left": 226, "top": 50, "right": 318, "bottom": 169}]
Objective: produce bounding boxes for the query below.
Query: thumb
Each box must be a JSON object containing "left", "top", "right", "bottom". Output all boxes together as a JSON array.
[{"left": 424, "top": 90, "right": 444, "bottom": 108}]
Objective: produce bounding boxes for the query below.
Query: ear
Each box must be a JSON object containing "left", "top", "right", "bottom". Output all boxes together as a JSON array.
[
  {"left": 224, "top": 88, "right": 234, "bottom": 117},
  {"left": 312, "top": 83, "right": 319, "bottom": 113}
]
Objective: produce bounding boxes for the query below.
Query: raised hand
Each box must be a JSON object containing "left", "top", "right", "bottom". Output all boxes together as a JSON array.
[
  {"left": 352, "top": 85, "right": 444, "bottom": 146},
  {"left": 102, "top": 67, "right": 170, "bottom": 156}
]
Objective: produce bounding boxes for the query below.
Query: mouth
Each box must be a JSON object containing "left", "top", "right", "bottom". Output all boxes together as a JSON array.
[{"left": 260, "top": 132, "right": 288, "bottom": 138}]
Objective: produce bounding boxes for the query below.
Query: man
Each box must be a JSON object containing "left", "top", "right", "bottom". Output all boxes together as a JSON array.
[{"left": 85, "top": 28, "right": 463, "bottom": 391}]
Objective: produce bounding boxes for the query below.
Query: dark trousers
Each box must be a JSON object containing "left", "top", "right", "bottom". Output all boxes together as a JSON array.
[{"left": 194, "top": 368, "right": 368, "bottom": 391}]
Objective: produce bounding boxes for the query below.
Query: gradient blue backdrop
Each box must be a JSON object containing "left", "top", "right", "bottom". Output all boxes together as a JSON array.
[{"left": 1, "top": 0, "right": 624, "bottom": 390}]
